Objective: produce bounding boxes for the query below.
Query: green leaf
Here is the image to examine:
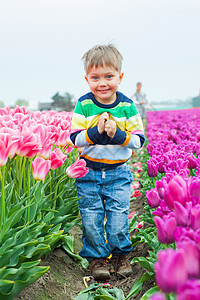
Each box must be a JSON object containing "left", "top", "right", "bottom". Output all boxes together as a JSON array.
[
  {"left": 124, "top": 279, "right": 143, "bottom": 300},
  {"left": 106, "top": 287, "right": 125, "bottom": 299},
  {"left": 131, "top": 257, "right": 154, "bottom": 272},
  {"left": 72, "top": 294, "right": 89, "bottom": 300},
  {"left": 94, "top": 296, "right": 115, "bottom": 300},
  {"left": 0, "top": 264, "right": 49, "bottom": 299},
  {"left": 0, "top": 280, "right": 14, "bottom": 288},
  {"left": 140, "top": 272, "right": 155, "bottom": 282},
  {"left": 77, "top": 283, "right": 102, "bottom": 295},
  {"left": 140, "top": 286, "right": 160, "bottom": 300},
  {"left": 62, "top": 235, "right": 74, "bottom": 252}
]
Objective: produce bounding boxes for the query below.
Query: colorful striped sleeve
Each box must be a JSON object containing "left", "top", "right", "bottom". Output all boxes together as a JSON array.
[{"left": 124, "top": 102, "right": 145, "bottom": 148}]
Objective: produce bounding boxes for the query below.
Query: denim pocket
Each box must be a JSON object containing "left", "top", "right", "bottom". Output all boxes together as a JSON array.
[{"left": 76, "top": 169, "right": 98, "bottom": 209}]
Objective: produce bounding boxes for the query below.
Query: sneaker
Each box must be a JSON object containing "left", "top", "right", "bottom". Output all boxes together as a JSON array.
[
  {"left": 112, "top": 255, "right": 132, "bottom": 277},
  {"left": 89, "top": 258, "right": 111, "bottom": 281}
]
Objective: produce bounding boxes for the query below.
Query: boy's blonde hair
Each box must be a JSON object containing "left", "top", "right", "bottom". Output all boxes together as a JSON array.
[{"left": 82, "top": 44, "right": 123, "bottom": 74}]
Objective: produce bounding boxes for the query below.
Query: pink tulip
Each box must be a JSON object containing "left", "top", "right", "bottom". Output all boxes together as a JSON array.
[
  {"left": 188, "top": 178, "right": 200, "bottom": 206},
  {"left": 64, "top": 146, "right": 74, "bottom": 154},
  {"left": 174, "top": 201, "right": 191, "bottom": 227},
  {"left": 37, "top": 143, "right": 52, "bottom": 159},
  {"left": 147, "top": 160, "right": 158, "bottom": 177},
  {"left": 164, "top": 175, "right": 187, "bottom": 209},
  {"left": 178, "top": 279, "right": 200, "bottom": 300},
  {"left": 128, "top": 210, "right": 137, "bottom": 219},
  {"left": 154, "top": 214, "right": 177, "bottom": 244},
  {"left": 187, "top": 154, "right": 197, "bottom": 170},
  {"left": 66, "top": 156, "right": 89, "bottom": 178},
  {"left": 136, "top": 221, "right": 144, "bottom": 229},
  {"left": 16, "top": 131, "right": 41, "bottom": 158},
  {"left": 190, "top": 204, "right": 200, "bottom": 231},
  {"left": 0, "top": 138, "right": 10, "bottom": 166},
  {"left": 49, "top": 148, "right": 67, "bottom": 170},
  {"left": 155, "top": 248, "right": 188, "bottom": 293},
  {"left": 55, "top": 129, "right": 71, "bottom": 147},
  {"left": 131, "top": 190, "right": 142, "bottom": 197},
  {"left": 146, "top": 188, "right": 161, "bottom": 208},
  {"left": 149, "top": 293, "right": 166, "bottom": 300},
  {"left": 31, "top": 157, "right": 51, "bottom": 182},
  {"left": 156, "top": 161, "right": 165, "bottom": 173},
  {"left": 152, "top": 200, "right": 172, "bottom": 218},
  {"left": 177, "top": 240, "right": 200, "bottom": 278},
  {"left": 174, "top": 227, "right": 197, "bottom": 244},
  {"left": 0, "top": 132, "right": 20, "bottom": 165},
  {"left": 155, "top": 177, "right": 168, "bottom": 199}
]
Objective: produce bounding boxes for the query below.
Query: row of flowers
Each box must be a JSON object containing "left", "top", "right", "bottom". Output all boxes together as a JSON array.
[
  {"left": 145, "top": 108, "right": 200, "bottom": 300},
  {"left": 0, "top": 106, "right": 89, "bottom": 299},
  {"left": 0, "top": 105, "right": 88, "bottom": 180}
]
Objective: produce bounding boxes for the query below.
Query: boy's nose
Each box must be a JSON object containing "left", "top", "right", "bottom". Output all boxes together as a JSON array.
[{"left": 99, "top": 79, "right": 107, "bottom": 86}]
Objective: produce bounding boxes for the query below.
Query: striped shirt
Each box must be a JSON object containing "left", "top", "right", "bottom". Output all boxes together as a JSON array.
[{"left": 70, "top": 91, "right": 145, "bottom": 170}]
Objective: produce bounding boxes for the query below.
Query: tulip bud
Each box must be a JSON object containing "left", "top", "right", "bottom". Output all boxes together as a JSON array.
[
  {"left": 147, "top": 160, "right": 158, "bottom": 177},
  {"left": 66, "top": 156, "right": 89, "bottom": 178},
  {"left": 146, "top": 188, "right": 161, "bottom": 208},
  {"left": 154, "top": 214, "right": 177, "bottom": 244}
]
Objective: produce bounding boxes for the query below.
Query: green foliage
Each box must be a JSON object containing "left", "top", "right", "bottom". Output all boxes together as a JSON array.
[
  {"left": 15, "top": 99, "right": 29, "bottom": 107},
  {"left": 0, "top": 101, "right": 5, "bottom": 108},
  {"left": 0, "top": 261, "right": 49, "bottom": 300},
  {"left": 0, "top": 152, "right": 81, "bottom": 299},
  {"left": 51, "top": 92, "right": 75, "bottom": 111},
  {"left": 73, "top": 283, "right": 126, "bottom": 300}
]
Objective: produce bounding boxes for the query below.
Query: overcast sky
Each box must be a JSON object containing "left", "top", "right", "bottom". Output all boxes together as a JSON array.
[{"left": 0, "top": 0, "right": 200, "bottom": 109}]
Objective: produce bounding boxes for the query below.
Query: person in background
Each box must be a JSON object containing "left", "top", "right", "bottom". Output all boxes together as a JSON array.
[
  {"left": 70, "top": 44, "right": 145, "bottom": 281},
  {"left": 132, "top": 82, "right": 150, "bottom": 122}
]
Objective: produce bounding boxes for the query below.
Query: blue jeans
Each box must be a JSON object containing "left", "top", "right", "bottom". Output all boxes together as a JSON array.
[{"left": 75, "top": 164, "right": 133, "bottom": 261}]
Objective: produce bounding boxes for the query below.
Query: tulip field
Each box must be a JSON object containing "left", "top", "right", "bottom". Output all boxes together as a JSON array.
[
  {"left": 130, "top": 107, "right": 200, "bottom": 300},
  {"left": 0, "top": 106, "right": 88, "bottom": 299},
  {"left": 1, "top": 105, "right": 200, "bottom": 299}
]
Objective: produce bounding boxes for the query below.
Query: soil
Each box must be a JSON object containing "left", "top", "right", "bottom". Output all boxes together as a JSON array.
[{"left": 16, "top": 194, "right": 154, "bottom": 300}]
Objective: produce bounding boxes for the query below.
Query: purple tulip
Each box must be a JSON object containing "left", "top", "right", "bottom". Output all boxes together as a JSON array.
[
  {"left": 155, "top": 248, "right": 188, "bottom": 293},
  {"left": 174, "top": 227, "right": 197, "bottom": 244},
  {"left": 149, "top": 293, "right": 166, "bottom": 300},
  {"left": 190, "top": 204, "right": 200, "bottom": 231},
  {"left": 174, "top": 201, "right": 191, "bottom": 227},
  {"left": 187, "top": 154, "right": 197, "bottom": 170},
  {"left": 188, "top": 178, "right": 200, "bottom": 206},
  {"left": 146, "top": 188, "right": 161, "bottom": 208},
  {"left": 147, "top": 160, "right": 158, "bottom": 177},
  {"left": 155, "top": 177, "right": 168, "bottom": 199},
  {"left": 154, "top": 214, "right": 177, "bottom": 244},
  {"left": 164, "top": 175, "right": 187, "bottom": 209},
  {"left": 156, "top": 160, "right": 165, "bottom": 173},
  {"left": 177, "top": 240, "right": 200, "bottom": 278},
  {"left": 178, "top": 279, "right": 200, "bottom": 300}
]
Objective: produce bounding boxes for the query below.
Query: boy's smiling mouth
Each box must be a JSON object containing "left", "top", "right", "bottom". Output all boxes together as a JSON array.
[{"left": 97, "top": 89, "right": 110, "bottom": 92}]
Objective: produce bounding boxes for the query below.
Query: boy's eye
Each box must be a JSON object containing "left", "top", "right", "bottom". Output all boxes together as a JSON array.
[
  {"left": 92, "top": 76, "right": 98, "bottom": 80},
  {"left": 107, "top": 75, "right": 113, "bottom": 79}
]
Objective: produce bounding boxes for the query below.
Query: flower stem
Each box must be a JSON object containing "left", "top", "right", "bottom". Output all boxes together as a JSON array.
[{"left": 0, "top": 165, "right": 6, "bottom": 230}]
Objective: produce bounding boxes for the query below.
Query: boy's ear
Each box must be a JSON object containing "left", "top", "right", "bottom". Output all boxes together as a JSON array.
[
  {"left": 119, "top": 72, "right": 124, "bottom": 84},
  {"left": 85, "top": 76, "right": 89, "bottom": 83}
]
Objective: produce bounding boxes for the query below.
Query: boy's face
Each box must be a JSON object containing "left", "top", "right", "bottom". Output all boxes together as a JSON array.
[{"left": 85, "top": 65, "right": 124, "bottom": 104}]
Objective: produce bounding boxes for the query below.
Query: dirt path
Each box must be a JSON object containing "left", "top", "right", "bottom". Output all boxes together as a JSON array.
[{"left": 16, "top": 194, "right": 153, "bottom": 300}]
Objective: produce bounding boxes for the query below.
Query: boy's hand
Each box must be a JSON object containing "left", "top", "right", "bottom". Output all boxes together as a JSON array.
[
  {"left": 98, "top": 112, "right": 109, "bottom": 134},
  {"left": 105, "top": 120, "right": 116, "bottom": 138}
]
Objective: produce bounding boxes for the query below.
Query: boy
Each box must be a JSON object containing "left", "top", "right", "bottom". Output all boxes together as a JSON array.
[{"left": 70, "top": 44, "right": 145, "bottom": 281}]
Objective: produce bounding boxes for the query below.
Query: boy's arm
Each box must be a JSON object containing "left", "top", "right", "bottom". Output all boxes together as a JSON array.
[
  {"left": 70, "top": 102, "right": 107, "bottom": 147},
  {"left": 108, "top": 104, "right": 145, "bottom": 149}
]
